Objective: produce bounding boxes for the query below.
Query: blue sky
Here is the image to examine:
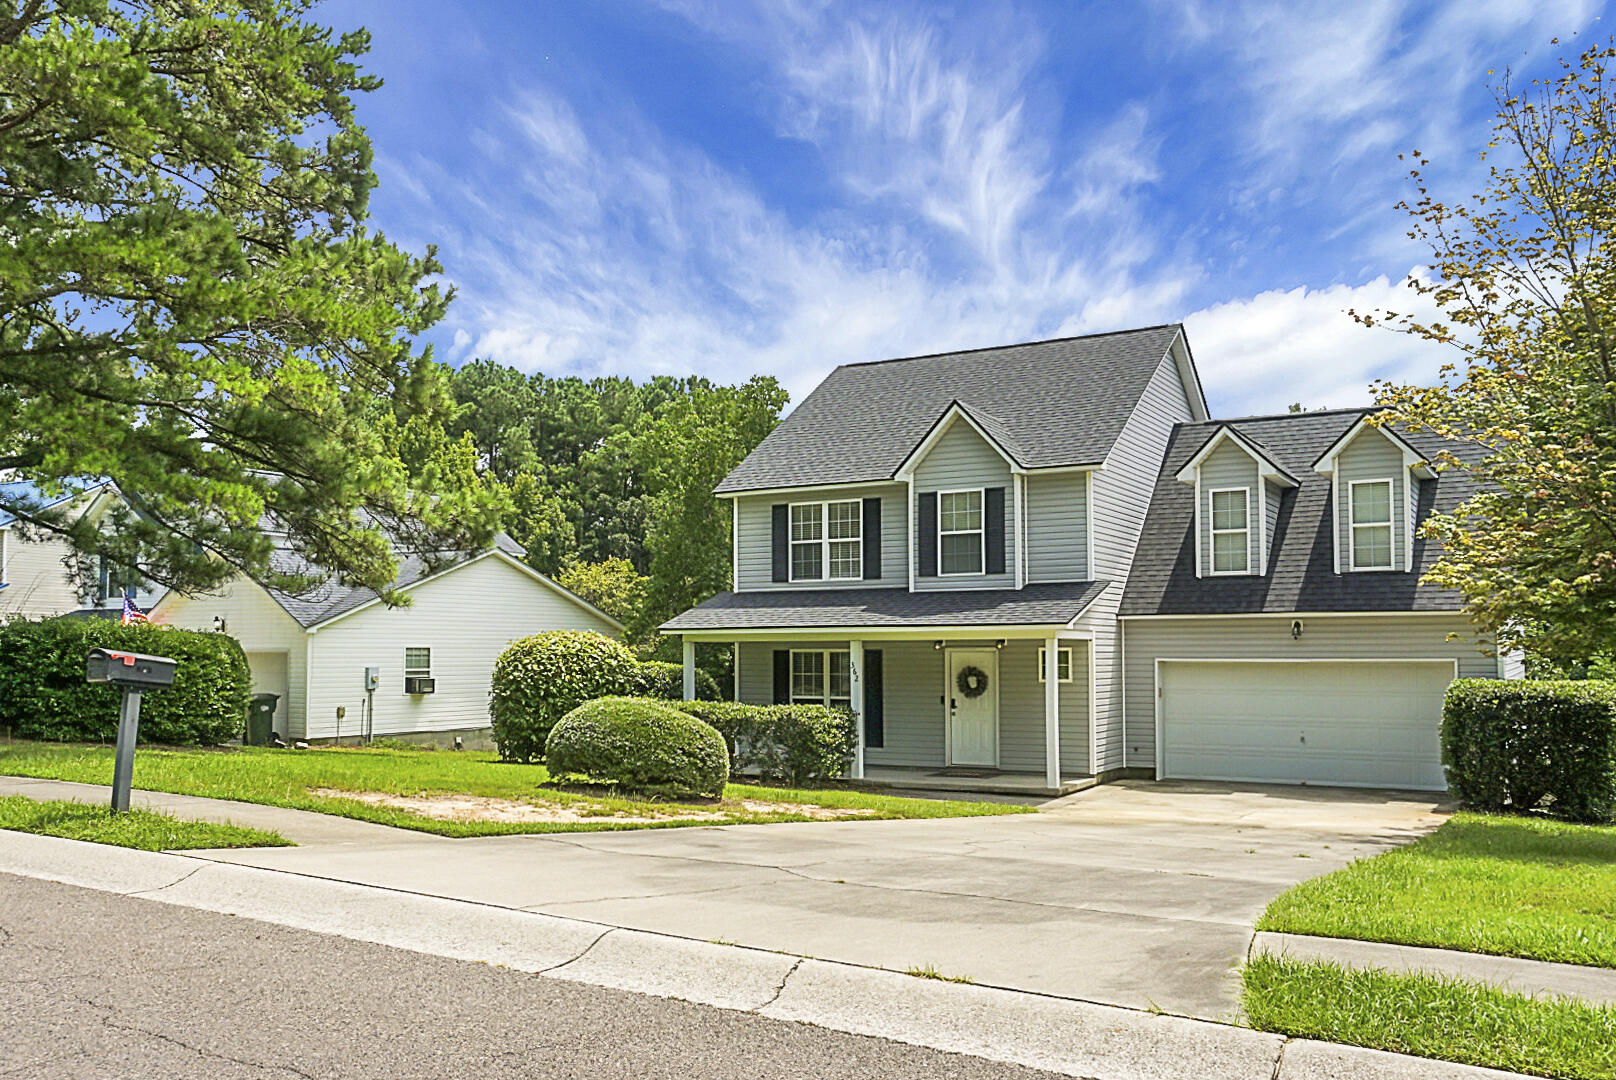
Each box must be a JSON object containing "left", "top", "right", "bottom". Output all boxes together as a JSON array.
[{"left": 318, "top": 0, "right": 1605, "bottom": 417}]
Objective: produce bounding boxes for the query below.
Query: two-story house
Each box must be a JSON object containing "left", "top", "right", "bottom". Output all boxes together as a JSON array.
[{"left": 663, "top": 324, "right": 1516, "bottom": 795}]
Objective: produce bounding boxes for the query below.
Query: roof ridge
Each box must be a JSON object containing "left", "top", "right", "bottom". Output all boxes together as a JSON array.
[
  {"left": 1202, "top": 405, "right": 1378, "bottom": 425},
  {"left": 833, "top": 323, "right": 1184, "bottom": 371}
]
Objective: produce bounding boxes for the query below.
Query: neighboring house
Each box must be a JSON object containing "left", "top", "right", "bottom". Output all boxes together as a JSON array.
[
  {"left": 0, "top": 480, "right": 162, "bottom": 619},
  {"left": 663, "top": 324, "right": 1516, "bottom": 794},
  {"left": 153, "top": 535, "right": 622, "bottom": 745}
]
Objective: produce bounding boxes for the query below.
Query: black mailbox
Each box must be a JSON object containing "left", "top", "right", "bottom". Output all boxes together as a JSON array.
[{"left": 86, "top": 648, "right": 178, "bottom": 689}]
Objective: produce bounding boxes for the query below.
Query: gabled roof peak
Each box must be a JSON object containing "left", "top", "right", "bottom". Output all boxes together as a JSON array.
[{"left": 1173, "top": 425, "right": 1300, "bottom": 487}]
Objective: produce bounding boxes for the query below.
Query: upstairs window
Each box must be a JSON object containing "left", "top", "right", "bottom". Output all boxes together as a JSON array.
[
  {"left": 938, "top": 489, "right": 984, "bottom": 575},
  {"left": 790, "top": 500, "right": 861, "bottom": 581},
  {"left": 1350, "top": 480, "right": 1395, "bottom": 569},
  {"left": 1209, "top": 488, "right": 1250, "bottom": 574}
]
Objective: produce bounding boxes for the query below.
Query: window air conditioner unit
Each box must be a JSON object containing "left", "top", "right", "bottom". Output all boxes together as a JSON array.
[{"left": 404, "top": 676, "right": 435, "bottom": 695}]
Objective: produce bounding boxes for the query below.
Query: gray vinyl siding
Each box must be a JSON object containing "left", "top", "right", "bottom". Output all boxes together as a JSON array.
[
  {"left": 1120, "top": 614, "right": 1497, "bottom": 769},
  {"left": 736, "top": 638, "right": 1089, "bottom": 774},
  {"left": 1196, "top": 441, "right": 1260, "bottom": 577},
  {"left": 912, "top": 420, "right": 1016, "bottom": 590},
  {"left": 1024, "top": 472, "right": 1089, "bottom": 582},
  {"left": 733, "top": 484, "right": 907, "bottom": 591},
  {"left": 1086, "top": 347, "right": 1194, "bottom": 772},
  {"left": 1263, "top": 480, "right": 1283, "bottom": 573},
  {"left": 1335, "top": 432, "right": 1406, "bottom": 572}
]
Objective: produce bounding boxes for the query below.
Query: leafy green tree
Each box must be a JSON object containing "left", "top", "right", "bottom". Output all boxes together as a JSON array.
[
  {"left": 503, "top": 472, "right": 573, "bottom": 576},
  {"left": 1364, "top": 40, "right": 1616, "bottom": 664},
  {"left": 0, "top": 0, "right": 501, "bottom": 602},
  {"left": 556, "top": 557, "right": 649, "bottom": 629}
]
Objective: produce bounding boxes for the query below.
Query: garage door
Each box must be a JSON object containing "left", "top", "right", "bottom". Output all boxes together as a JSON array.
[{"left": 1159, "top": 660, "right": 1453, "bottom": 791}]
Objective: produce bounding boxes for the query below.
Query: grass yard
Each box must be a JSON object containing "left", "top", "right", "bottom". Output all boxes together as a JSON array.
[
  {"left": 0, "top": 795, "right": 290, "bottom": 851},
  {"left": 1244, "top": 954, "right": 1616, "bottom": 1080},
  {"left": 1258, "top": 812, "right": 1616, "bottom": 968},
  {"left": 0, "top": 741, "right": 1030, "bottom": 837}
]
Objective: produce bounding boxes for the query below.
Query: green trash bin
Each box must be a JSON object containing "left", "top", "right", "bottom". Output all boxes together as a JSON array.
[{"left": 246, "top": 693, "right": 279, "bottom": 746}]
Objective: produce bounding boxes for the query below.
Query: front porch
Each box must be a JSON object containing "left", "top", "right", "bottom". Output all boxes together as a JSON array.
[{"left": 681, "top": 628, "right": 1096, "bottom": 788}]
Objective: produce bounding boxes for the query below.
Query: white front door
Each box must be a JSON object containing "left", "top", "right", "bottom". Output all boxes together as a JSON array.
[{"left": 947, "top": 649, "right": 999, "bottom": 766}]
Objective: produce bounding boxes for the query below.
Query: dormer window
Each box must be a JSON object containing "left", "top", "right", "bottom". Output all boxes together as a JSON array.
[
  {"left": 1209, "top": 488, "right": 1251, "bottom": 574},
  {"left": 1349, "top": 480, "right": 1395, "bottom": 570},
  {"left": 790, "top": 500, "right": 862, "bottom": 581},
  {"left": 938, "top": 489, "right": 985, "bottom": 575}
]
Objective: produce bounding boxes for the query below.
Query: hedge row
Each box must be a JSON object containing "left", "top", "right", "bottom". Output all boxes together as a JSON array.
[
  {"left": 671, "top": 700, "right": 857, "bottom": 786},
  {"left": 545, "top": 696, "right": 729, "bottom": 799},
  {"left": 1443, "top": 678, "right": 1616, "bottom": 823},
  {"left": 489, "top": 631, "right": 721, "bottom": 762},
  {"left": 0, "top": 617, "right": 251, "bottom": 746}
]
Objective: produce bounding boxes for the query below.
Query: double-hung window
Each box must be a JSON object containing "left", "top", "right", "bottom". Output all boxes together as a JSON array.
[
  {"left": 938, "top": 489, "right": 984, "bottom": 575},
  {"left": 790, "top": 650, "right": 852, "bottom": 710},
  {"left": 1350, "top": 479, "right": 1395, "bottom": 569},
  {"left": 1209, "top": 488, "right": 1250, "bottom": 574},
  {"left": 404, "top": 647, "right": 432, "bottom": 680},
  {"left": 790, "top": 500, "right": 861, "bottom": 581},
  {"left": 1037, "top": 647, "right": 1073, "bottom": 683}
]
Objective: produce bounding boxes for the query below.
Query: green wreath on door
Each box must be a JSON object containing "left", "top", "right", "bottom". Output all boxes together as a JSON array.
[{"left": 956, "top": 665, "right": 990, "bottom": 699}]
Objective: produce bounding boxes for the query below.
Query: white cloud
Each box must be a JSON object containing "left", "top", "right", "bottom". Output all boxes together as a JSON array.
[{"left": 1183, "top": 274, "right": 1453, "bottom": 416}]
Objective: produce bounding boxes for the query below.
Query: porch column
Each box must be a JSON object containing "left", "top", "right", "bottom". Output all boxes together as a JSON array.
[
  {"left": 681, "top": 638, "right": 696, "bottom": 701},
  {"left": 849, "top": 639, "right": 866, "bottom": 779},
  {"left": 1044, "top": 636, "right": 1061, "bottom": 790}
]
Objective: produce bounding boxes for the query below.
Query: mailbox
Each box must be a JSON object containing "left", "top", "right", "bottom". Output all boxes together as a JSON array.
[
  {"left": 404, "top": 676, "right": 436, "bottom": 695},
  {"left": 86, "top": 649, "right": 178, "bottom": 689}
]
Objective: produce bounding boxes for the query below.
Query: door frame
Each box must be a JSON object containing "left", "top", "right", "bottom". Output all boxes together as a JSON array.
[
  {"left": 1153, "top": 657, "right": 1460, "bottom": 786},
  {"left": 944, "top": 647, "right": 1000, "bottom": 767}
]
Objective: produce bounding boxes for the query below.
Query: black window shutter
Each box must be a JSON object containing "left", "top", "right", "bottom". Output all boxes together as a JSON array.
[
  {"left": 917, "top": 491, "right": 938, "bottom": 577},
  {"left": 771, "top": 504, "right": 789, "bottom": 583},
  {"left": 985, "top": 486, "right": 1007, "bottom": 575},
  {"left": 863, "top": 649, "right": 884, "bottom": 749},
  {"left": 862, "top": 498, "right": 882, "bottom": 580},
  {"left": 772, "top": 650, "right": 791, "bottom": 704}
]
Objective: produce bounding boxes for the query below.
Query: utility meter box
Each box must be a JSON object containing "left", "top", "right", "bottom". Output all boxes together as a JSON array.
[
  {"left": 86, "top": 649, "right": 177, "bottom": 689},
  {"left": 363, "top": 666, "right": 380, "bottom": 692}
]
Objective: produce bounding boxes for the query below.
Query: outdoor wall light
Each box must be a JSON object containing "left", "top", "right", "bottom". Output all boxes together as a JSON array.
[
  {"left": 1291, "top": 619, "right": 1304, "bottom": 640},
  {"left": 933, "top": 640, "right": 944, "bottom": 650},
  {"left": 994, "top": 639, "right": 1006, "bottom": 650},
  {"left": 212, "top": 615, "right": 227, "bottom": 634}
]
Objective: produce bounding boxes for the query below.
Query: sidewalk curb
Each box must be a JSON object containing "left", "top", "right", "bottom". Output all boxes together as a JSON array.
[{"left": 0, "top": 830, "right": 1529, "bottom": 1080}]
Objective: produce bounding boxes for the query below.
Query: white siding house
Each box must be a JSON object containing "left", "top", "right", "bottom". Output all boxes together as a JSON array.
[{"left": 154, "top": 546, "right": 621, "bottom": 744}]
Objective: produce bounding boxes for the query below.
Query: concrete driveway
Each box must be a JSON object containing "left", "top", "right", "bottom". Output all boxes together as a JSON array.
[{"left": 190, "top": 780, "right": 1446, "bottom": 1020}]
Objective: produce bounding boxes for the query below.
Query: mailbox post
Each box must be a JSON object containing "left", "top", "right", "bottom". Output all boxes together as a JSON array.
[{"left": 86, "top": 649, "right": 178, "bottom": 812}]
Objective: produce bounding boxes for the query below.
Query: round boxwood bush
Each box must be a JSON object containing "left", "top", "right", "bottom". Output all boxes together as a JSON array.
[
  {"left": 544, "top": 696, "right": 729, "bottom": 799},
  {"left": 489, "top": 630, "right": 640, "bottom": 762},
  {"left": 633, "top": 660, "right": 721, "bottom": 702},
  {"left": 0, "top": 617, "right": 250, "bottom": 745}
]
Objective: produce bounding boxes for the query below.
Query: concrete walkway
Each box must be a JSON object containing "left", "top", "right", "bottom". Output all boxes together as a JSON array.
[
  {"left": 1254, "top": 931, "right": 1616, "bottom": 1006},
  {"left": 0, "top": 831, "right": 1531, "bottom": 1080},
  {"left": 0, "top": 775, "right": 435, "bottom": 847}
]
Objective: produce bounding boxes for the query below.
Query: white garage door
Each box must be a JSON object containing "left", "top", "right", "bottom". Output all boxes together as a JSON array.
[{"left": 1159, "top": 660, "right": 1453, "bottom": 791}]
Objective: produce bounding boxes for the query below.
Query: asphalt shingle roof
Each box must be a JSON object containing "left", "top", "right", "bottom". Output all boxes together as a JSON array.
[
  {"left": 715, "top": 325, "right": 1191, "bottom": 493},
  {"left": 0, "top": 479, "right": 111, "bottom": 527},
  {"left": 661, "top": 581, "right": 1109, "bottom": 632},
  {"left": 1119, "top": 409, "right": 1486, "bottom": 616}
]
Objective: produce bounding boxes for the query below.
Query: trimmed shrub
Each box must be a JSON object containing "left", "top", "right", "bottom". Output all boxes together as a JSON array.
[
  {"left": 1443, "top": 678, "right": 1616, "bottom": 823},
  {"left": 671, "top": 700, "right": 856, "bottom": 786},
  {"left": 544, "top": 696, "right": 729, "bottom": 799},
  {"left": 0, "top": 617, "right": 250, "bottom": 746},
  {"left": 489, "top": 631, "right": 641, "bottom": 763},
  {"left": 633, "top": 660, "right": 720, "bottom": 702}
]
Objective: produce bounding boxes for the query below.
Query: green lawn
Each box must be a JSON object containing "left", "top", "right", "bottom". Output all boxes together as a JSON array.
[
  {"left": 0, "top": 741, "right": 1030, "bottom": 837},
  {"left": 1258, "top": 812, "right": 1616, "bottom": 968},
  {"left": 1244, "top": 954, "right": 1616, "bottom": 1080},
  {"left": 0, "top": 795, "right": 290, "bottom": 851}
]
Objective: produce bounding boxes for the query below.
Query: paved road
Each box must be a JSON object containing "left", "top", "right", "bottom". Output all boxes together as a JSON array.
[{"left": 0, "top": 873, "right": 1069, "bottom": 1080}]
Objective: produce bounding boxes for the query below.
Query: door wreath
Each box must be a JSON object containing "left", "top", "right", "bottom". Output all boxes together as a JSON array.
[{"left": 956, "top": 665, "right": 990, "bottom": 699}]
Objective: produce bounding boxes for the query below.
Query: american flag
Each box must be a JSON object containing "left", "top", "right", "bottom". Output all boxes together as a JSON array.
[{"left": 121, "top": 595, "right": 148, "bottom": 625}]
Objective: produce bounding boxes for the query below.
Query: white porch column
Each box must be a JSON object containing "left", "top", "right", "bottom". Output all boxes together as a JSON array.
[
  {"left": 849, "top": 639, "right": 866, "bottom": 779},
  {"left": 1044, "top": 636, "right": 1061, "bottom": 791},
  {"left": 681, "top": 638, "right": 696, "bottom": 701}
]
